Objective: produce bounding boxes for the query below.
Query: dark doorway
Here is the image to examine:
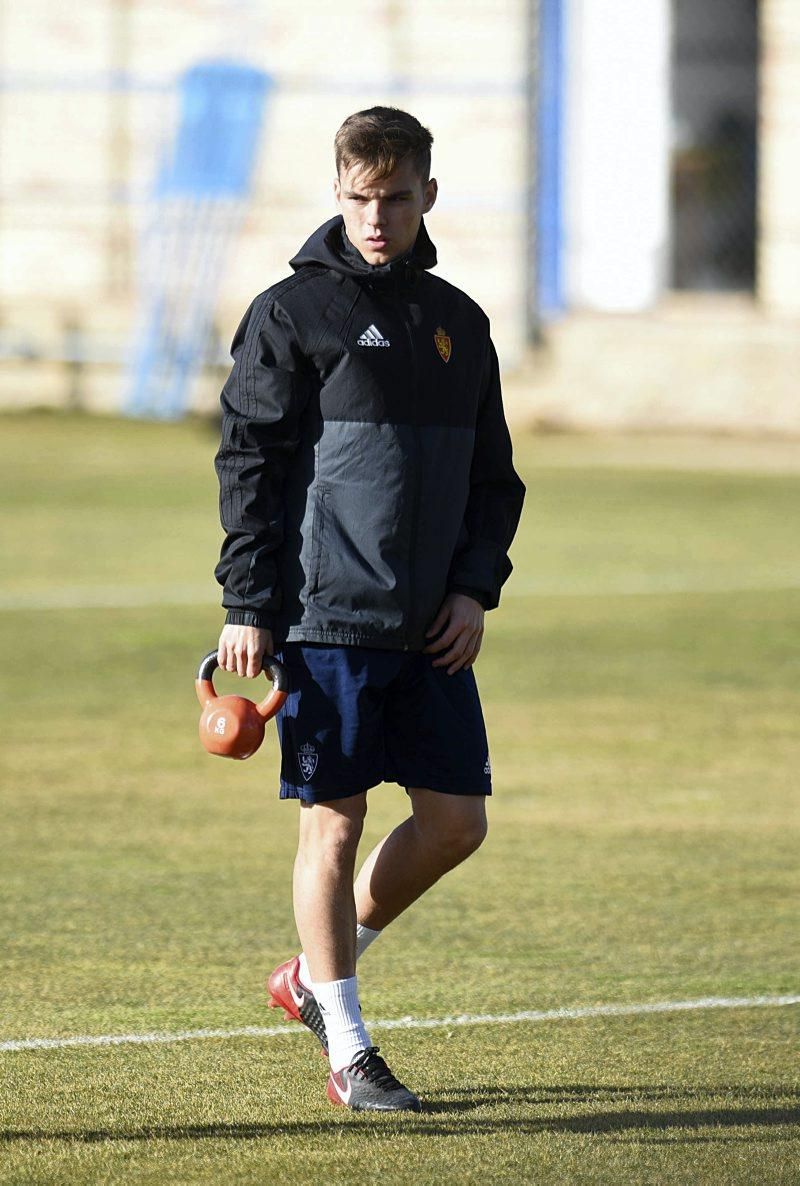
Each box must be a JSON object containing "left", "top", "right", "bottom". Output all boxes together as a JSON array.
[{"left": 670, "top": 0, "right": 758, "bottom": 290}]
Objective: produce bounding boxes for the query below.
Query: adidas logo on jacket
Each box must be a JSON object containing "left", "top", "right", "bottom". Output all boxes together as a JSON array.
[{"left": 357, "top": 324, "right": 391, "bottom": 347}]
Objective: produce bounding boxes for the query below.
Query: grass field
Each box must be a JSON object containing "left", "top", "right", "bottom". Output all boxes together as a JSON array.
[{"left": 0, "top": 412, "right": 798, "bottom": 1185}]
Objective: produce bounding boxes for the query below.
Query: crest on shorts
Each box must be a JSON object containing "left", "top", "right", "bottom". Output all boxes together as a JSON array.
[
  {"left": 298, "top": 742, "right": 318, "bottom": 781},
  {"left": 434, "top": 326, "right": 452, "bottom": 364}
]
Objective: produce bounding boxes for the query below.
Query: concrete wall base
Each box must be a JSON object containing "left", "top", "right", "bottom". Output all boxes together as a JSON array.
[{"left": 504, "top": 295, "right": 800, "bottom": 435}]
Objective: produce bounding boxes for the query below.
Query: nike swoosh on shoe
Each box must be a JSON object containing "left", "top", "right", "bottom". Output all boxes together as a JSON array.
[{"left": 266, "top": 956, "right": 328, "bottom": 1056}]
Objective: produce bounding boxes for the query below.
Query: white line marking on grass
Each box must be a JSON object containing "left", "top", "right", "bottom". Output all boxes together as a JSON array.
[
  {"left": 503, "top": 578, "right": 800, "bottom": 599},
  {"left": 3, "top": 579, "right": 800, "bottom": 612},
  {"left": 2, "top": 995, "right": 797, "bottom": 1054},
  {"left": 0, "top": 585, "right": 216, "bottom": 611}
]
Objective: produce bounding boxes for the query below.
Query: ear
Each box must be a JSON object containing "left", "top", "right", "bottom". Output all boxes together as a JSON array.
[
  {"left": 333, "top": 176, "right": 342, "bottom": 207},
  {"left": 422, "top": 177, "right": 438, "bottom": 215}
]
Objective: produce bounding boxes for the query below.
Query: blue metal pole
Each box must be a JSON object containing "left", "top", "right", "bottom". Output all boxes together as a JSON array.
[{"left": 537, "top": 0, "right": 564, "bottom": 318}]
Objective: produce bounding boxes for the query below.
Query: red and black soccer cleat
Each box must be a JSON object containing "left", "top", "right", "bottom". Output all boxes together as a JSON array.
[{"left": 267, "top": 956, "right": 328, "bottom": 1056}]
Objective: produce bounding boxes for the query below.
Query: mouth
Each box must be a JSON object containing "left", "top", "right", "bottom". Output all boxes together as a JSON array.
[{"left": 365, "top": 237, "right": 389, "bottom": 250}]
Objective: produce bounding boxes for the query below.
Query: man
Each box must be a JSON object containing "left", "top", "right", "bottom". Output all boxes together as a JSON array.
[{"left": 214, "top": 107, "right": 525, "bottom": 1112}]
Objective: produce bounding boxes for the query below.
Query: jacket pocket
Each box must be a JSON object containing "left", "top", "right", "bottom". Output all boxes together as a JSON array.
[{"left": 307, "top": 484, "right": 329, "bottom": 597}]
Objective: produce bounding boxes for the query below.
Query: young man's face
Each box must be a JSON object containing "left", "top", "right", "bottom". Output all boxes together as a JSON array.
[{"left": 334, "top": 157, "right": 437, "bottom": 266}]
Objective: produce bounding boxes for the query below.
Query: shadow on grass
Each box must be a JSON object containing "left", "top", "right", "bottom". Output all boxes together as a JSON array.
[
  {"left": 2, "top": 1085, "right": 798, "bottom": 1145},
  {"left": 425, "top": 1083, "right": 800, "bottom": 1141}
]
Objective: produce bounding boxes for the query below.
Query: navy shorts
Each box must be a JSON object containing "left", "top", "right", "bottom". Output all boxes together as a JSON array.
[{"left": 275, "top": 643, "right": 492, "bottom": 804}]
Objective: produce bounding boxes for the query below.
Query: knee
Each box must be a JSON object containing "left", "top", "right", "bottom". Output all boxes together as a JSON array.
[
  {"left": 422, "top": 806, "right": 488, "bottom": 868},
  {"left": 452, "top": 812, "right": 488, "bottom": 861},
  {"left": 299, "top": 800, "right": 366, "bottom": 866},
  {"left": 317, "top": 812, "right": 365, "bottom": 863}
]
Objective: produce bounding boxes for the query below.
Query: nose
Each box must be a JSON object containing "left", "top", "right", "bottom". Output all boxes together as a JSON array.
[{"left": 365, "top": 200, "right": 385, "bottom": 229}]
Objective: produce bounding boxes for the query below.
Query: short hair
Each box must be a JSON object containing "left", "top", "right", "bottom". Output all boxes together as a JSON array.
[{"left": 334, "top": 107, "right": 433, "bottom": 183}]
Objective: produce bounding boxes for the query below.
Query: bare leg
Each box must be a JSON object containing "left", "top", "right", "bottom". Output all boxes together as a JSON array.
[
  {"left": 353, "top": 789, "right": 487, "bottom": 931},
  {"left": 293, "top": 793, "right": 368, "bottom": 983}
]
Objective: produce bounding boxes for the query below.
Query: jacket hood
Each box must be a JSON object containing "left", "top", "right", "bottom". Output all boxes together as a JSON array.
[{"left": 289, "top": 215, "right": 437, "bottom": 280}]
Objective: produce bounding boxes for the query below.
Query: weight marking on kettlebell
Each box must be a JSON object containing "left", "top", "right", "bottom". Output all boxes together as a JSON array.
[{"left": 214, "top": 717, "right": 226, "bottom": 735}]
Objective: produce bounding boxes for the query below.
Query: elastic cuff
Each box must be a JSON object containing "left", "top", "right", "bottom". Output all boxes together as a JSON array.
[
  {"left": 224, "top": 609, "right": 274, "bottom": 629},
  {"left": 447, "top": 585, "right": 492, "bottom": 610}
]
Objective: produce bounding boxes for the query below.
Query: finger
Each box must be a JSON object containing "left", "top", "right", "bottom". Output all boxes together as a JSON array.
[
  {"left": 465, "top": 630, "right": 484, "bottom": 664},
  {"left": 246, "top": 648, "right": 263, "bottom": 679},
  {"left": 235, "top": 648, "right": 246, "bottom": 678},
  {"left": 431, "top": 633, "right": 469, "bottom": 668},
  {"left": 447, "top": 648, "right": 475, "bottom": 675},
  {"left": 460, "top": 632, "right": 483, "bottom": 671},
  {"left": 219, "top": 642, "right": 234, "bottom": 673},
  {"left": 424, "top": 620, "right": 465, "bottom": 654},
  {"left": 445, "top": 629, "right": 482, "bottom": 674},
  {"left": 425, "top": 604, "right": 450, "bottom": 639},
  {"left": 446, "top": 642, "right": 475, "bottom": 674}
]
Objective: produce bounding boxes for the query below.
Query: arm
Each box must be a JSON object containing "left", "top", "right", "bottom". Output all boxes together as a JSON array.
[
  {"left": 424, "top": 336, "right": 525, "bottom": 673},
  {"left": 214, "top": 292, "right": 313, "bottom": 675},
  {"left": 445, "top": 336, "right": 525, "bottom": 609}
]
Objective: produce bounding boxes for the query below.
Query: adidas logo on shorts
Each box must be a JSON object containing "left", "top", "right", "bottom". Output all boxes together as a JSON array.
[{"left": 358, "top": 324, "right": 391, "bottom": 347}]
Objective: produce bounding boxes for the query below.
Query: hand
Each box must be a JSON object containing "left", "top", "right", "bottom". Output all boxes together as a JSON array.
[
  {"left": 423, "top": 593, "right": 484, "bottom": 675},
  {"left": 217, "top": 624, "right": 274, "bottom": 678}
]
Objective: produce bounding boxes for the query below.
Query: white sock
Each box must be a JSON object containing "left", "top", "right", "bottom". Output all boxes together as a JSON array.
[
  {"left": 313, "top": 976, "right": 371, "bottom": 1072},
  {"left": 297, "top": 924, "right": 381, "bottom": 985},
  {"left": 297, "top": 951, "right": 312, "bottom": 986},
  {"left": 355, "top": 923, "right": 382, "bottom": 960}
]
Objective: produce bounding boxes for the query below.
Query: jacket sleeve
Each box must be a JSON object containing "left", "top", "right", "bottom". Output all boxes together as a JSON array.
[
  {"left": 214, "top": 291, "right": 315, "bottom": 629},
  {"left": 446, "top": 336, "right": 526, "bottom": 610}
]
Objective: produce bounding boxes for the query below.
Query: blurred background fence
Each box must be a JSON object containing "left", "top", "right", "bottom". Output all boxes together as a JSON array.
[{"left": 0, "top": 0, "right": 798, "bottom": 430}]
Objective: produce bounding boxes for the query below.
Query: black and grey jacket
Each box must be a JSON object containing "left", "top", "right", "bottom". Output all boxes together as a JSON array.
[{"left": 215, "top": 215, "right": 525, "bottom": 651}]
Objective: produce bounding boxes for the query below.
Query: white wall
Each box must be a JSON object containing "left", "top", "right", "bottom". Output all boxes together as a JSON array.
[
  {"left": 758, "top": 0, "right": 800, "bottom": 316},
  {"left": 563, "top": 0, "right": 672, "bottom": 311}
]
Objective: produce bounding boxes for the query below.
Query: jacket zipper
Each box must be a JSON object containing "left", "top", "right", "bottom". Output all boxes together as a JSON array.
[{"left": 401, "top": 294, "right": 420, "bottom": 651}]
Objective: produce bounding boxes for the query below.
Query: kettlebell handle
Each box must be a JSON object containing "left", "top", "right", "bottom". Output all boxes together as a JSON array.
[{"left": 195, "top": 650, "right": 290, "bottom": 720}]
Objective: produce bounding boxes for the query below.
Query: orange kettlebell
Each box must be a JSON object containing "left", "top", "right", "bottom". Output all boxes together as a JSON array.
[{"left": 195, "top": 650, "right": 289, "bottom": 760}]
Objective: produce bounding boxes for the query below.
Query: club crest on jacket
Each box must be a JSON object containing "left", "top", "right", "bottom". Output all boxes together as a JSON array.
[{"left": 434, "top": 326, "right": 452, "bottom": 363}]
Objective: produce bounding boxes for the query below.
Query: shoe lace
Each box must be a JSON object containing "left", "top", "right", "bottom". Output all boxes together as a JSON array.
[{"left": 348, "top": 1046, "right": 402, "bottom": 1090}]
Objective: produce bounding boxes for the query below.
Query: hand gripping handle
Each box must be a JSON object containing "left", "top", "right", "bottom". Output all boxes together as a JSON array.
[{"left": 195, "top": 651, "right": 290, "bottom": 720}]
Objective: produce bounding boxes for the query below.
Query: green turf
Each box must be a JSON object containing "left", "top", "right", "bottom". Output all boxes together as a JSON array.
[{"left": 0, "top": 412, "right": 798, "bottom": 1184}]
